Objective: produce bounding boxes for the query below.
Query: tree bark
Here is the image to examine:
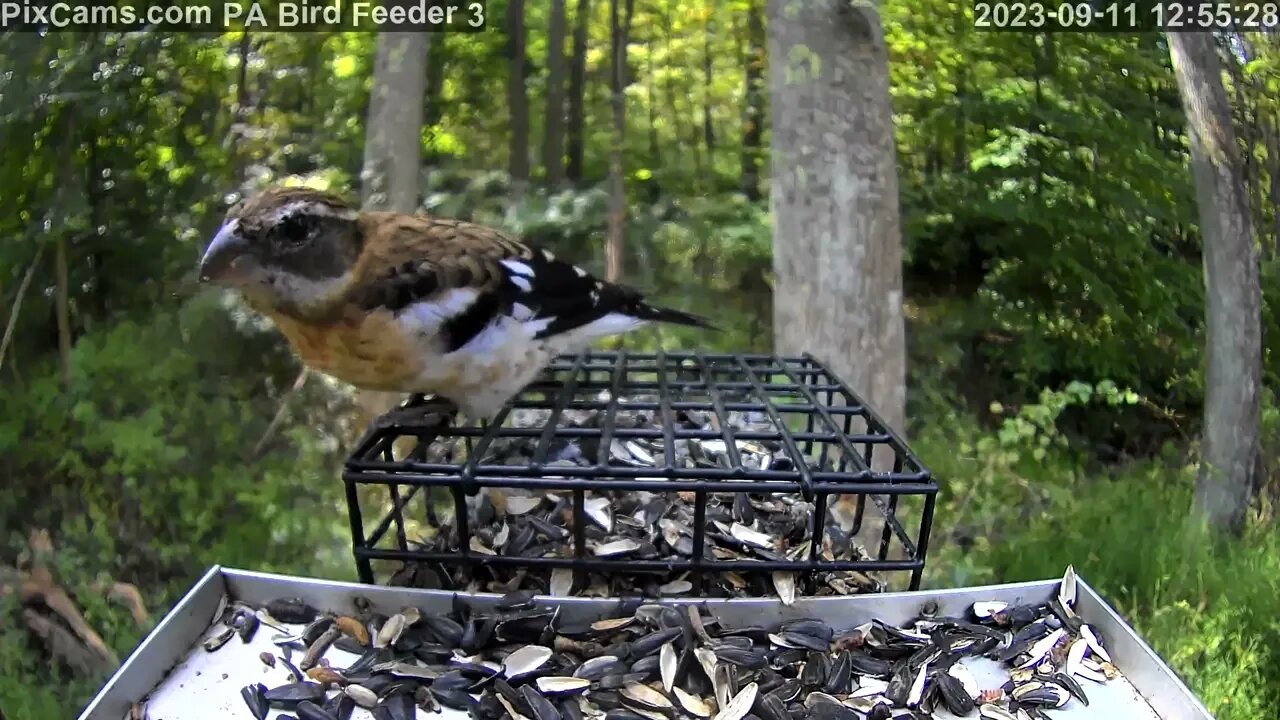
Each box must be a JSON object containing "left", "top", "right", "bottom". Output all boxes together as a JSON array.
[
  {"left": 566, "top": 0, "right": 591, "bottom": 183},
  {"left": 1169, "top": 33, "right": 1262, "bottom": 535},
  {"left": 507, "top": 0, "right": 530, "bottom": 184},
  {"left": 1222, "top": 33, "right": 1262, "bottom": 238},
  {"left": 605, "top": 0, "right": 634, "bottom": 282},
  {"left": 360, "top": 28, "right": 428, "bottom": 417},
  {"left": 543, "top": 0, "right": 568, "bottom": 186},
  {"left": 361, "top": 31, "right": 428, "bottom": 212},
  {"left": 767, "top": 0, "right": 906, "bottom": 434},
  {"left": 740, "top": 0, "right": 765, "bottom": 201}
]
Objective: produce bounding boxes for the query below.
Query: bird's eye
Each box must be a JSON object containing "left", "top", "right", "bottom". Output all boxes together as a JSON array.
[{"left": 274, "top": 214, "right": 313, "bottom": 249}]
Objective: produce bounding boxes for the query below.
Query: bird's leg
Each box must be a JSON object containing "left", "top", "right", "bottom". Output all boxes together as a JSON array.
[{"left": 372, "top": 394, "right": 459, "bottom": 431}]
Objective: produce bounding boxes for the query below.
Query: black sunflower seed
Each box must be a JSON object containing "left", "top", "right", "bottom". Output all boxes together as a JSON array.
[
  {"left": 296, "top": 700, "right": 338, "bottom": 720},
  {"left": 240, "top": 683, "right": 269, "bottom": 720},
  {"left": 716, "top": 647, "right": 768, "bottom": 670},
  {"left": 521, "top": 685, "right": 563, "bottom": 720},
  {"left": 823, "top": 651, "right": 851, "bottom": 694},
  {"left": 264, "top": 681, "right": 325, "bottom": 707},
  {"left": 267, "top": 598, "right": 319, "bottom": 625}
]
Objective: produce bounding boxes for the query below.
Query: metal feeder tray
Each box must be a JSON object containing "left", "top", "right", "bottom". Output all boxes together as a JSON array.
[
  {"left": 78, "top": 566, "right": 1214, "bottom": 720},
  {"left": 343, "top": 351, "right": 937, "bottom": 596}
]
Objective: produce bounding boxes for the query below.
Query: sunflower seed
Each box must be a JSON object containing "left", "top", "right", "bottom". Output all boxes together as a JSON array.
[
  {"left": 505, "top": 645, "right": 553, "bottom": 679},
  {"left": 537, "top": 677, "right": 592, "bottom": 696},
  {"left": 672, "top": 687, "right": 712, "bottom": 718},
  {"left": 621, "top": 682, "right": 673, "bottom": 711},
  {"left": 711, "top": 682, "right": 756, "bottom": 720},
  {"left": 1080, "top": 624, "right": 1110, "bottom": 662},
  {"left": 659, "top": 643, "right": 678, "bottom": 692},
  {"left": 1059, "top": 565, "right": 1077, "bottom": 608}
]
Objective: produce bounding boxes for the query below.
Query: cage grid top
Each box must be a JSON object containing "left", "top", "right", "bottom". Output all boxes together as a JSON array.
[{"left": 343, "top": 351, "right": 938, "bottom": 595}]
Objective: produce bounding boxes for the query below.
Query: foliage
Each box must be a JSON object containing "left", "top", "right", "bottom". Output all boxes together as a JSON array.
[
  {"left": 0, "top": 295, "right": 354, "bottom": 718},
  {"left": 1, "top": 289, "right": 353, "bottom": 574},
  {"left": 886, "top": 18, "right": 1218, "bottom": 426}
]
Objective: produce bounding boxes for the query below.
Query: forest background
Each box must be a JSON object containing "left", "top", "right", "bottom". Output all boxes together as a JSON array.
[{"left": 0, "top": 4, "right": 1277, "bottom": 719}]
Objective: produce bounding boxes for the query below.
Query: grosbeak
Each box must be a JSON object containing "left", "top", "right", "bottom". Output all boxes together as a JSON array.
[{"left": 198, "top": 186, "right": 711, "bottom": 422}]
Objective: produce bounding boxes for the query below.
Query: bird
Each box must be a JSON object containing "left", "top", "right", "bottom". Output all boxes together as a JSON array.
[{"left": 197, "top": 186, "right": 713, "bottom": 425}]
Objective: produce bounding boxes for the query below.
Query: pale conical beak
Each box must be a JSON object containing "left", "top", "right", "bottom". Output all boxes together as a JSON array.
[{"left": 199, "top": 220, "right": 254, "bottom": 285}]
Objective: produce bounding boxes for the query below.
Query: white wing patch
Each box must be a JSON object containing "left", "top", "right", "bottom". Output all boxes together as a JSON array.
[
  {"left": 501, "top": 259, "right": 535, "bottom": 277},
  {"left": 394, "top": 303, "right": 652, "bottom": 421},
  {"left": 523, "top": 316, "right": 554, "bottom": 336},
  {"left": 460, "top": 316, "right": 529, "bottom": 355},
  {"left": 580, "top": 312, "right": 646, "bottom": 337},
  {"left": 510, "top": 275, "right": 533, "bottom": 293},
  {"left": 552, "top": 312, "right": 646, "bottom": 350},
  {"left": 400, "top": 287, "right": 481, "bottom": 335},
  {"left": 399, "top": 308, "right": 558, "bottom": 419}
]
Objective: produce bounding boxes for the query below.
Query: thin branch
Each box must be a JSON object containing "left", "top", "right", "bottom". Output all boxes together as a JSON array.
[
  {"left": 251, "top": 368, "right": 310, "bottom": 461},
  {"left": 0, "top": 244, "right": 47, "bottom": 373}
]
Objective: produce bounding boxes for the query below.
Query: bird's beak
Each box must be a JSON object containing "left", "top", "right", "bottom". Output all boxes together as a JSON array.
[{"left": 199, "top": 220, "right": 254, "bottom": 286}]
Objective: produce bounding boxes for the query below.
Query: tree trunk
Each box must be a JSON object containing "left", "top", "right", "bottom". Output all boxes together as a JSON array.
[
  {"left": 507, "top": 0, "right": 530, "bottom": 184},
  {"left": 543, "top": 0, "right": 568, "bottom": 186},
  {"left": 767, "top": 0, "right": 906, "bottom": 437},
  {"left": 359, "top": 28, "right": 428, "bottom": 417},
  {"left": 740, "top": 0, "right": 765, "bottom": 201},
  {"left": 1169, "top": 33, "right": 1262, "bottom": 535},
  {"left": 1223, "top": 33, "right": 1262, "bottom": 238},
  {"left": 362, "top": 32, "right": 428, "bottom": 212},
  {"left": 566, "top": 0, "right": 591, "bottom": 183},
  {"left": 605, "top": 0, "right": 634, "bottom": 282}
]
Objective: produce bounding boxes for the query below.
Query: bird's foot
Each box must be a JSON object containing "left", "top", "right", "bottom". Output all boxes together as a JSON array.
[{"left": 371, "top": 394, "right": 459, "bottom": 432}]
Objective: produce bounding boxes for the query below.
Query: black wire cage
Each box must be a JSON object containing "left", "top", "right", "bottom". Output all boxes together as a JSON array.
[{"left": 343, "top": 351, "right": 937, "bottom": 597}]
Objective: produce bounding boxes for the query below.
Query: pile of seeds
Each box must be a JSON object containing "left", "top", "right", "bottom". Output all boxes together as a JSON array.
[
  {"left": 386, "top": 397, "right": 891, "bottom": 602},
  {"left": 192, "top": 567, "right": 1117, "bottom": 720}
]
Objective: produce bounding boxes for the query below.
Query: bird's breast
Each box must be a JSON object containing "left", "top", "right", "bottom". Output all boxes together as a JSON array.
[{"left": 268, "top": 308, "right": 423, "bottom": 392}]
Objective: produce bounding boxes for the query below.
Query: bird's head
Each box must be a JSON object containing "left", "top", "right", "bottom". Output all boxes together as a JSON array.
[{"left": 199, "top": 186, "right": 365, "bottom": 316}]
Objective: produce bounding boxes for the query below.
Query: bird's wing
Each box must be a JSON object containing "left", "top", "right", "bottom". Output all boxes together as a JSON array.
[{"left": 349, "top": 213, "right": 686, "bottom": 354}]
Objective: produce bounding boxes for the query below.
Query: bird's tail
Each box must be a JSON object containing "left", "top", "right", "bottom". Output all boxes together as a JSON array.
[{"left": 631, "top": 302, "right": 718, "bottom": 331}]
